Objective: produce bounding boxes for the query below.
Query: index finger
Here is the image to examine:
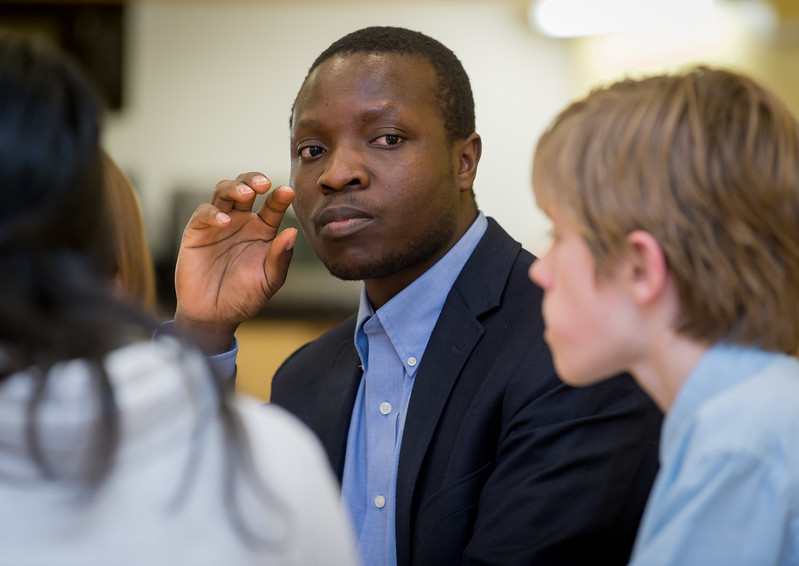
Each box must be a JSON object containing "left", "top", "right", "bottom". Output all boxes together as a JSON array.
[
  {"left": 210, "top": 172, "right": 272, "bottom": 212},
  {"left": 235, "top": 172, "right": 272, "bottom": 195}
]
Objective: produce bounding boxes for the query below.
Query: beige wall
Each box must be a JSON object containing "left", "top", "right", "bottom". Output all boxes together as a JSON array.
[
  {"left": 103, "top": 0, "right": 799, "bottom": 262},
  {"left": 568, "top": 0, "right": 799, "bottom": 116}
]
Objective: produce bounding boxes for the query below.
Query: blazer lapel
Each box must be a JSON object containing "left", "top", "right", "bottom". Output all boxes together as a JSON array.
[
  {"left": 274, "top": 317, "right": 363, "bottom": 482},
  {"left": 394, "top": 218, "right": 522, "bottom": 562},
  {"left": 319, "top": 345, "right": 363, "bottom": 480}
]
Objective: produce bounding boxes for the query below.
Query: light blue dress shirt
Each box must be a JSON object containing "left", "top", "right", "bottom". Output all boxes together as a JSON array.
[
  {"left": 341, "top": 213, "right": 487, "bottom": 566},
  {"left": 152, "top": 320, "right": 238, "bottom": 378},
  {"left": 629, "top": 343, "right": 799, "bottom": 566}
]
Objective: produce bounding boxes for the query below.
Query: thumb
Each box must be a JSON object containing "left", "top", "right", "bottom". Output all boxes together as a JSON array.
[{"left": 264, "top": 227, "right": 297, "bottom": 295}]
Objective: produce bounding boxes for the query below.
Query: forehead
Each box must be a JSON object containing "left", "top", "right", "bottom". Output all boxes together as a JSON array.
[{"left": 292, "top": 52, "right": 441, "bottom": 128}]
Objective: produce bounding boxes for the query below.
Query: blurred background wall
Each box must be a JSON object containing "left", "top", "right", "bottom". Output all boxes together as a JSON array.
[
  {"left": 4, "top": 0, "right": 798, "bottom": 306},
  {"left": 3, "top": 0, "right": 798, "bottom": 397},
  {"left": 108, "top": 0, "right": 799, "bottom": 255}
]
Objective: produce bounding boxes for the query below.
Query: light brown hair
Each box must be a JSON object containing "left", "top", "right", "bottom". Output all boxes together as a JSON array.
[
  {"left": 102, "top": 150, "right": 157, "bottom": 310},
  {"left": 533, "top": 66, "right": 799, "bottom": 354}
]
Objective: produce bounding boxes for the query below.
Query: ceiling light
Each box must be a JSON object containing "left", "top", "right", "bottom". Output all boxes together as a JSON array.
[{"left": 528, "top": 0, "right": 719, "bottom": 38}]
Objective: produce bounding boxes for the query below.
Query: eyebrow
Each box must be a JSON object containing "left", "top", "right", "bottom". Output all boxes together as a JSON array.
[
  {"left": 293, "top": 105, "right": 400, "bottom": 132},
  {"left": 359, "top": 106, "right": 399, "bottom": 122}
]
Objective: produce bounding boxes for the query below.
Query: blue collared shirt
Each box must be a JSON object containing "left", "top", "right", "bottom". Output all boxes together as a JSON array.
[
  {"left": 629, "top": 343, "right": 799, "bottom": 566},
  {"left": 341, "top": 213, "right": 487, "bottom": 566},
  {"left": 152, "top": 320, "right": 238, "bottom": 378}
]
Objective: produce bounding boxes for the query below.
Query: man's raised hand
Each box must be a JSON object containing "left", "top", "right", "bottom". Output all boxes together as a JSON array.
[{"left": 174, "top": 172, "right": 297, "bottom": 353}]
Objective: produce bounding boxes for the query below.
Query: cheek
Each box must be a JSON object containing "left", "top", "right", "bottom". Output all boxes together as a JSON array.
[
  {"left": 289, "top": 161, "right": 319, "bottom": 196},
  {"left": 290, "top": 185, "right": 315, "bottom": 220},
  {"left": 546, "top": 289, "right": 635, "bottom": 386},
  {"left": 540, "top": 286, "right": 604, "bottom": 383},
  {"left": 541, "top": 290, "right": 588, "bottom": 346}
]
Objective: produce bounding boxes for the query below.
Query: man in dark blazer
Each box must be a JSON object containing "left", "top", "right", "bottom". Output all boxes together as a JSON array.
[
  {"left": 272, "top": 218, "right": 661, "bottom": 566},
  {"left": 172, "top": 26, "right": 661, "bottom": 566}
]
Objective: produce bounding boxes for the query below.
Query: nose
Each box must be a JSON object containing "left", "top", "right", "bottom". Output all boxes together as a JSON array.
[
  {"left": 529, "top": 256, "right": 551, "bottom": 289},
  {"left": 318, "top": 145, "right": 369, "bottom": 191}
]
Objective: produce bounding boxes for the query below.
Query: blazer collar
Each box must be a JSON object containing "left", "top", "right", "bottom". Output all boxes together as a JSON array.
[
  {"left": 455, "top": 217, "right": 522, "bottom": 314},
  {"left": 394, "top": 217, "right": 522, "bottom": 561}
]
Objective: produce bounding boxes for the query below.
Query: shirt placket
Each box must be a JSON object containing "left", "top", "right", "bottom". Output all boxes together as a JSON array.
[{"left": 362, "top": 315, "right": 403, "bottom": 564}]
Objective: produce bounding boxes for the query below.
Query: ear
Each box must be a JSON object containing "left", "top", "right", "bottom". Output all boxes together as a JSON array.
[
  {"left": 624, "top": 230, "right": 669, "bottom": 306},
  {"left": 455, "top": 133, "right": 482, "bottom": 191}
]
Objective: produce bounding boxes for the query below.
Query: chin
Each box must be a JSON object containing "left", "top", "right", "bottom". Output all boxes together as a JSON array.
[
  {"left": 556, "top": 372, "right": 594, "bottom": 388},
  {"left": 322, "top": 259, "right": 381, "bottom": 281},
  {"left": 322, "top": 251, "right": 419, "bottom": 282},
  {"left": 553, "top": 361, "right": 610, "bottom": 388}
]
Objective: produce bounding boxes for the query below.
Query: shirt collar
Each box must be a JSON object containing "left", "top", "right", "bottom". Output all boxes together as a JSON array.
[
  {"left": 661, "top": 342, "right": 775, "bottom": 463},
  {"left": 355, "top": 212, "right": 488, "bottom": 375}
]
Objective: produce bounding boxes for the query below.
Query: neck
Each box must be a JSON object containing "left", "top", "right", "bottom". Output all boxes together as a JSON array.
[
  {"left": 364, "top": 205, "right": 478, "bottom": 309},
  {"left": 629, "top": 330, "right": 709, "bottom": 412}
]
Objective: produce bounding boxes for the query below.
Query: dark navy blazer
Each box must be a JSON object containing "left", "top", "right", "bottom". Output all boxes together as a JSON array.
[{"left": 271, "top": 218, "right": 662, "bottom": 566}]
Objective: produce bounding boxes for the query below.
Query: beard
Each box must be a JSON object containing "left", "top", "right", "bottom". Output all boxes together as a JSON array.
[{"left": 319, "top": 206, "right": 458, "bottom": 282}]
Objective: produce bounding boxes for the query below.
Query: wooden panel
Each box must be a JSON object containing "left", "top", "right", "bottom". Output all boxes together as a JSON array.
[{"left": 234, "top": 318, "right": 343, "bottom": 402}]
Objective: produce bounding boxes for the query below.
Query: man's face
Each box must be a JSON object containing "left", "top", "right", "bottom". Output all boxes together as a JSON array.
[{"left": 289, "top": 52, "right": 468, "bottom": 286}]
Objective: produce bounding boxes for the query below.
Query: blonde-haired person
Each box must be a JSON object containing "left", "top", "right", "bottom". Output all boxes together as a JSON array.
[
  {"left": 529, "top": 66, "right": 799, "bottom": 565},
  {"left": 102, "top": 150, "right": 157, "bottom": 311}
]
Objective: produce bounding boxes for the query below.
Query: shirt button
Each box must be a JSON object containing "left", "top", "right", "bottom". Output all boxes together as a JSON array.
[
  {"left": 407, "top": 356, "right": 417, "bottom": 367},
  {"left": 374, "top": 495, "right": 386, "bottom": 509},
  {"left": 379, "top": 402, "right": 392, "bottom": 415}
]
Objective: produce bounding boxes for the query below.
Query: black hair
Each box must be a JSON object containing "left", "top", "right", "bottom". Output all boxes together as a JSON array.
[
  {"left": 0, "top": 29, "right": 283, "bottom": 546},
  {"left": 0, "top": 27, "right": 131, "bottom": 485},
  {"left": 298, "top": 26, "right": 476, "bottom": 140}
]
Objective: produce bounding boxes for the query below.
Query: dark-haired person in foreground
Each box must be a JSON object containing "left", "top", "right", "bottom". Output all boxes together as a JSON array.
[
  {"left": 0, "top": 30, "right": 356, "bottom": 565},
  {"left": 172, "top": 26, "right": 662, "bottom": 566}
]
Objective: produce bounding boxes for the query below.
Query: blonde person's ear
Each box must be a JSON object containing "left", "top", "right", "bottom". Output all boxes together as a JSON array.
[{"left": 624, "top": 230, "right": 668, "bottom": 306}]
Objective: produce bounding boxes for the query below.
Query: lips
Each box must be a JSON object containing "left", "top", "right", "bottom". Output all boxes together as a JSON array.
[{"left": 314, "top": 206, "right": 374, "bottom": 237}]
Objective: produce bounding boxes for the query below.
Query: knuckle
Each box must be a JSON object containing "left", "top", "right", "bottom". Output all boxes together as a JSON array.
[{"left": 214, "top": 179, "right": 234, "bottom": 194}]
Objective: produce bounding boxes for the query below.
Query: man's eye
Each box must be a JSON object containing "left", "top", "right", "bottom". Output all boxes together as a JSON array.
[
  {"left": 372, "top": 134, "right": 403, "bottom": 147},
  {"left": 299, "top": 146, "right": 325, "bottom": 158}
]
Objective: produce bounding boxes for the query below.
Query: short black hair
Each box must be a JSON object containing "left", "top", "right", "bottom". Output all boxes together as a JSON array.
[{"left": 299, "top": 26, "right": 476, "bottom": 141}]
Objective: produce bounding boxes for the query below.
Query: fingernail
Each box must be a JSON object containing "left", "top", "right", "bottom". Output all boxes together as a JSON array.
[
  {"left": 253, "top": 175, "right": 269, "bottom": 185},
  {"left": 216, "top": 212, "right": 231, "bottom": 224},
  {"left": 236, "top": 184, "right": 253, "bottom": 195}
]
